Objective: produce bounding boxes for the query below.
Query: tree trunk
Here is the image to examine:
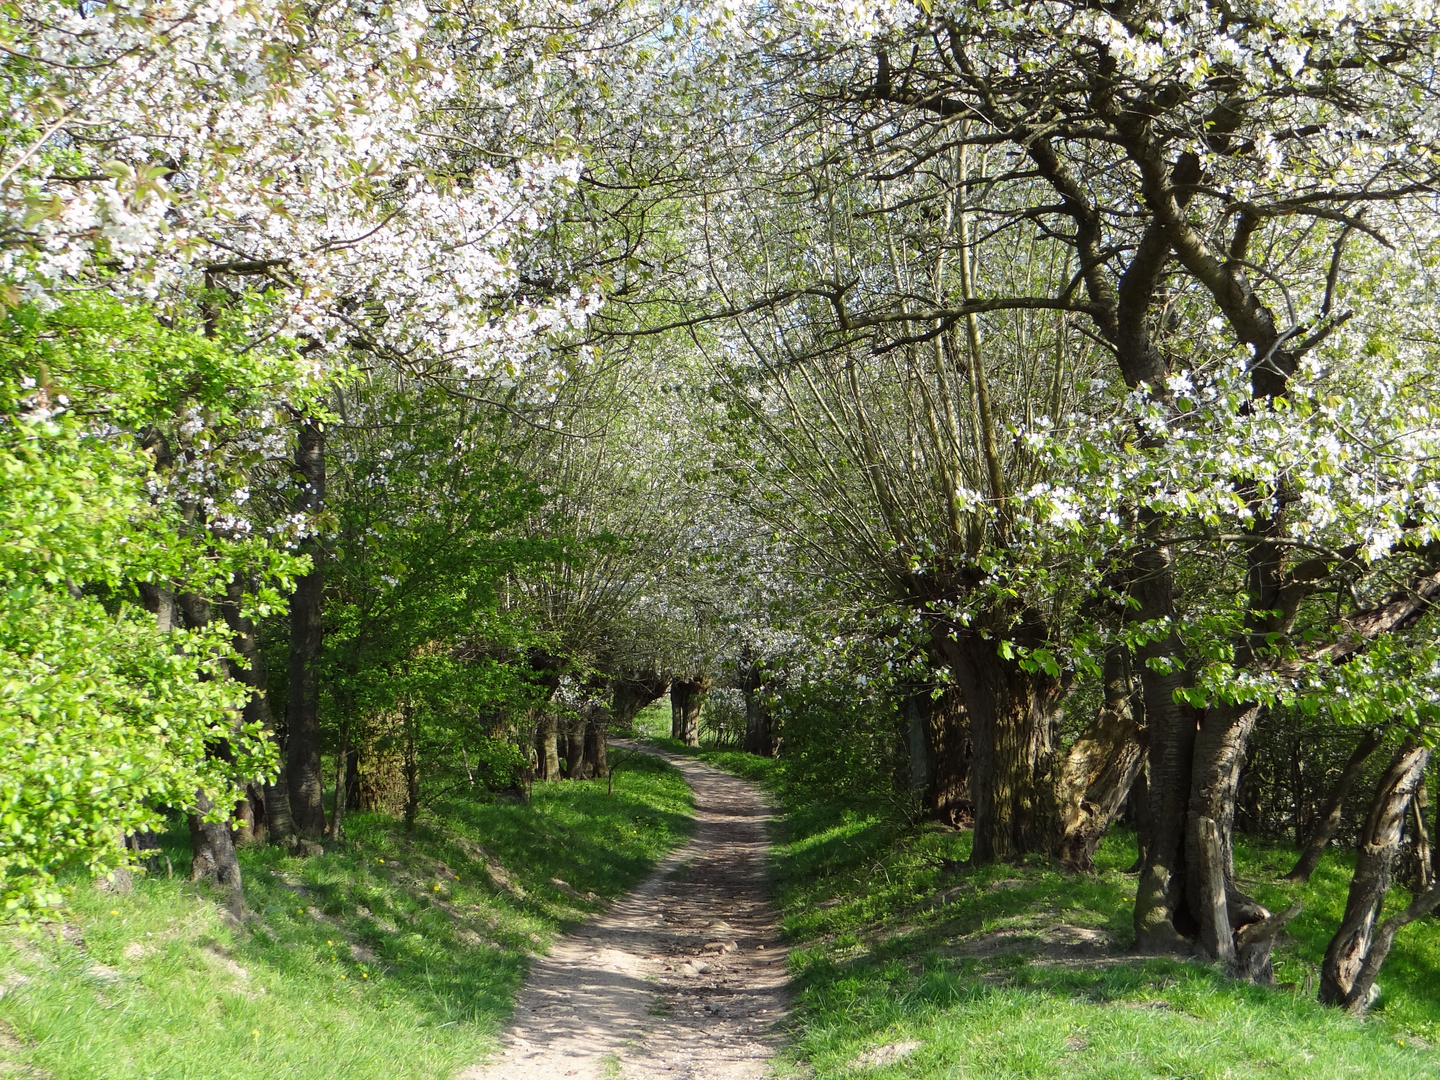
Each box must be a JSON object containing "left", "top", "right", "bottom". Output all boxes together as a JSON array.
[
  {"left": 175, "top": 590, "right": 250, "bottom": 894},
  {"left": 670, "top": 677, "right": 710, "bottom": 747},
  {"left": 286, "top": 414, "right": 327, "bottom": 839},
  {"left": 917, "top": 684, "right": 970, "bottom": 819},
  {"left": 1412, "top": 783, "right": 1433, "bottom": 890},
  {"left": 218, "top": 574, "right": 296, "bottom": 846},
  {"left": 1127, "top": 762, "right": 1151, "bottom": 872},
  {"left": 535, "top": 711, "right": 561, "bottom": 780},
  {"left": 1320, "top": 737, "right": 1432, "bottom": 1009},
  {"left": 563, "top": 716, "right": 589, "bottom": 779},
  {"left": 403, "top": 707, "right": 420, "bottom": 830},
  {"left": 944, "top": 631, "right": 1062, "bottom": 863},
  {"left": 585, "top": 713, "right": 609, "bottom": 778},
  {"left": 188, "top": 788, "right": 245, "bottom": 915},
  {"left": 344, "top": 746, "right": 361, "bottom": 811},
  {"left": 610, "top": 671, "right": 669, "bottom": 730},
  {"left": 138, "top": 582, "right": 178, "bottom": 632},
  {"left": 1285, "top": 728, "right": 1385, "bottom": 882},
  {"left": 1185, "top": 702, "right": 1280, "bottom": 972},
  {"left": 1054, "top": 644, "right": 1145, "bottom": 871},
  {"left": 233, "top": 790, "right": 258, "bottom": 847},
  {"left": 327, "top": 721, "right": 349, "bottom": 841},
  {"left": 1131, "top": 540, "right": 1200, "bottom": 952}
]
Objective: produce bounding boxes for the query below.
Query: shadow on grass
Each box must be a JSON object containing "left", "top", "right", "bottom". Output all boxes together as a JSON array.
[{"left": 0, "top": 754, "right": 693, "bottom": 1080}]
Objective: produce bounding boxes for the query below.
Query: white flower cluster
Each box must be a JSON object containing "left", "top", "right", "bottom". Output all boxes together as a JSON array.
[{"left": 5, "top": 0, "right": 599, "bottom": 383}]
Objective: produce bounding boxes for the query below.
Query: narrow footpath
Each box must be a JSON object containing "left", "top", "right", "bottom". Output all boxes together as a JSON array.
[{"left": 461, "top": 742, "right": 789, "bottom": 1080}]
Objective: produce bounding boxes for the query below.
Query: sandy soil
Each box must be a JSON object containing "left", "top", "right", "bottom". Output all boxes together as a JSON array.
[{"left": 460, "top": 742, "right": 790, "bottom": 1080}]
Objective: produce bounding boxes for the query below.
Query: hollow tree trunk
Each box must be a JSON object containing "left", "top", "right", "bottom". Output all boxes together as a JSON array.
[
  {"left": 943, "top": 631, "right": 1063, "bottom": 863},
  {"left": 286, "top": 414, "right": 327, "bottom": 839},
  {"left": 670, "top": 677, "right": 710, "bottom": 747},
  {"left": 1285, "top": 728, "right": 1385, "bottom": 882},
  {"left": 1320, "top": 737, "right": 1432, "bottom": 1009},
  {"left": 1054, "top": 643, "right": 1145, "bottom": 872}
]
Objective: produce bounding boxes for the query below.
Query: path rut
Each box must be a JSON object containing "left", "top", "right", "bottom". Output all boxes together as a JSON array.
[{"left": 461, "top": 742, "right": 789, "bottom": 1080}]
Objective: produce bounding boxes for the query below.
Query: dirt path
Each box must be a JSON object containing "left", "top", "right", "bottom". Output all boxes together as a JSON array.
[{"left": 460, "top": 742, "right": 790, "bottom": 1080}]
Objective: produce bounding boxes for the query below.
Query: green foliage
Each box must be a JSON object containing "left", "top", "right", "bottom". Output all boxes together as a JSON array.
[
  {"left": 767, "top": 682, "right": 907, "bottom": 809},
  {"left": 0, "top": 755, "right": 693, "bottom": 1079},
  {"left": 0, "top": 296, "right": 309, "bottom": 919}
]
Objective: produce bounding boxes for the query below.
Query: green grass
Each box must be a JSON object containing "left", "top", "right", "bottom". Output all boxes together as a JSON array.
[
  {"left": 678, "top": 741, "right": 1440, "bottom": 1079},
  {"left": 0, "top": 754, "right": 692, "bottom": 1080}
]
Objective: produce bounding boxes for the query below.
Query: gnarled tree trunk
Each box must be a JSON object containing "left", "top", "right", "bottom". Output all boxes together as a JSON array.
[
  {"left": 188, "top": 788, "right": 245, "bottom": 914},
  {"left": 1054, "top": 643, "right": 1145, "bottom": 872},
  {"left": 1321, "top": 737, "right": 1431, "bottom": 1009},
  {"left": 942, "top": 629, "right": 1063, "bottom": 863},
  {"left": 286, "top": 414, "right": 327, "bottom": 838},
  {"left": 1185, "top": 702, "right": 1299, "bottom": 980},
  {"left": 1285, "top": 727, "right": 1385, "bottom": 882}
]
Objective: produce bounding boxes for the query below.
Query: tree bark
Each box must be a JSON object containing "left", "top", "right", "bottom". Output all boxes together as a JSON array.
[
  {"left": 174, "top": 590, "right": 249, "bottom": 896},
  {"left": 670, "top": 677, "right": 711, "bottom": 747},
  {"left": 1320, "top": 737, "right": 1432, "bottom": 1008},
  {"left": 535, "top": 711, "right": 561, "bottom": 780},
  {"left": 1131, "top": 540, "right": 1200, "bottom": 952},
  {"left": 1054, "top": 644, "right": 1145, "bottom": 872},
  {"left": 327, "top": 720, "right": 349, "bottom": 841},
  {"left": 286, "top": 414, "right": 327, "bottom": 839},
  {"left": 188, "top": 788, "right": 245, "bottom": 914},
  {"left": 1285, "top": 728, "right": 1385, "bottom": 882},
  {"left": 403, "top": 706, "right": 420, "bottom": 830},
  {"left": 584, "top": 712, "right": 609, "bottom": 778},
  {"left": 741, "top": 662, "right": 778, "bottom": 757},
  {"left": 1185, "top": 702, "right": 1275, "bottom": 970},
  {"left": 943, "top": 629, "right": 1062, "bottom": 863},
  {"left": 564, "top": 716, "right": 590, "bottom": 779}
]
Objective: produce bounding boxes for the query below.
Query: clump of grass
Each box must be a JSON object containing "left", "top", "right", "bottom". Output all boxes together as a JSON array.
[
  {"left": 686, "top": 744, "right": 1440, "bottom": 1079},
  {"left": 0, "top": 754, "right": 692, "bottom": 1080}
]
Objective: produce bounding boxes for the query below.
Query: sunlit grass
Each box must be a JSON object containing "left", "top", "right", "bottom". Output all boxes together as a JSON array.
[
  {"left": 679, "top": 742, "right": 1440, "bottom": 1078},
  {"left": 0, "top": 754, "right": 692, "bottom": 1080}
]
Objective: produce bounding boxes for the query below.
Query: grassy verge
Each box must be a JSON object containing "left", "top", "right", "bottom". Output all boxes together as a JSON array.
[
  {"left": 676, "top": 742, "right": 1440, "bottom": 1079},
  {"left": 0, "top": 754, "right": 692, "bottom": 1080}
]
